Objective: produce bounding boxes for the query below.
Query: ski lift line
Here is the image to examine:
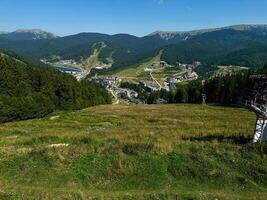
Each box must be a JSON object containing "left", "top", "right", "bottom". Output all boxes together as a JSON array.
[{"left": 244, "top": 80, "right": 267, "bottom": 142}]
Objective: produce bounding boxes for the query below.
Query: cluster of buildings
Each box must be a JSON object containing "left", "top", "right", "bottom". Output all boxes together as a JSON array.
[
  {"left": 93, "top": 76, "right": 122, "bottom": 88},
  {"left": 163, "top": 76, "right": 182, "bottom": 91},
  {"left": 41, "top": 58, "right": 81, "bottom": 68},
  {"left": 178, "top": 61, "right": 201, "bottom": 69},
  {"left": 92, "top": 76, "right": 142, "bottom": 104},
  {"left": 113, "top": 85, "right": 141, "bottom": 104},
  {"left": 94, "top": 63, "right": 113, "bottom": 70},
  {"left": 151, "top": 61, "right": 169, "bottom": 68},
  {"left": 144, "top": 61, "right": 170, "bottom": 72},
  {"left": 89, "top": 60, "right": 202, "bottom": 104},
  {"left": 59, "top": 59, "right": 79, "bottom": 66},
  {"left": 139, "top": 81, "right": 159, "bottom": 93},
  {"left": 178, "top": 61, "right": 200, "bottom": 81},
  {"left": 116, "top": 89, "right": 138, "bottom": 99},
  {"left": 160, "top": 61, "right": 201, "bottom": 91},
  {"left": 216, "top": 65, "right": 249, "bottom": 76},
  {"left": 144, "top": 60, "right": 201, "bottom": 92}
]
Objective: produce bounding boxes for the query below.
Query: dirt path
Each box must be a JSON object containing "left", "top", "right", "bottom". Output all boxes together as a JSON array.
[
  {"left": 109, "top": 89, "right": 120, "bottom": 105},
  {"left": 150, "top": 71, "right": 162, "bottom": 89}
]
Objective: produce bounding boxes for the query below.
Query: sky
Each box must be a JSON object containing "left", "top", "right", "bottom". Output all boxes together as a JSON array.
[{"left": 0, "top": 0, "right": 267, "bottom": 37}]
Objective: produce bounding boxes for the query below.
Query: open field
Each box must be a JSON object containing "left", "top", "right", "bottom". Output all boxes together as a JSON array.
[
  {"left": 0, "top": 104, "right": 266, "bottom": 199},
  {"left": 114, "top": 50, "right": 182, "bottom": 85},
  {"left": 115, "top": 51, "right": 162, "bottom": 79}
]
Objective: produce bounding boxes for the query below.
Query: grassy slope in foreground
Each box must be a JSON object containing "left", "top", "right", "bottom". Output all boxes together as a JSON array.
[{"left": 0, "top": 104, "right": 266, "bottom": 200}]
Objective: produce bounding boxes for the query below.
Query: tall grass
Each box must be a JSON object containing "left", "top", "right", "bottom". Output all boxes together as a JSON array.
[{"left": 0, "top": 104, "right": 266, "bottom": 199}]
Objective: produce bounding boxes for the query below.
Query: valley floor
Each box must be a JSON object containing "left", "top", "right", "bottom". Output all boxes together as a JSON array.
[{"left": 0, "top": 104, "right": 266, "bottom": 199}]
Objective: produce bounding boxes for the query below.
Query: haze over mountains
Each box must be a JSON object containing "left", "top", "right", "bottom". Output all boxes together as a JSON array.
[{"left": 1, "top": 24, "right": 267, "bottom": 73}]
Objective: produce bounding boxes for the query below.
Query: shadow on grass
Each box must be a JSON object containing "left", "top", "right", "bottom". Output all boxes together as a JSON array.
[{"left": 182, "top": 135, "right": 253, "bottom": 144}]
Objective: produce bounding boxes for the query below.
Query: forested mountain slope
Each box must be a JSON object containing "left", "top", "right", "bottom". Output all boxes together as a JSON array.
[
  {"left": 0, "top": 52, "right": 111, "bottom": 123},
  {"left": 1, "top": 24, "right": 267, "bottom": 74},
  {"left": 161, "top": 29, "right": 267, "bottom": 68}
]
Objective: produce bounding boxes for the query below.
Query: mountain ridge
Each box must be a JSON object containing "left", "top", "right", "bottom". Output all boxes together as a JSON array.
[
  {"left": 148, "top": 24, "right": 267, "bottom": 40},
  {"left": 2, "top": 24, "right": 267, "bottom": 39},
  {"left": 0, "top": 28, "right": 58, "bottom": 40},
  {"left": 1, "top": 24, "right": 267, "bottom": 74}
]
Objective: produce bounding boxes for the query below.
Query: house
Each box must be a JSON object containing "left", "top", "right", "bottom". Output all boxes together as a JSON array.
[
  {"left": 155, "top": 98, "right": 168, "bottom": 104},
  {"left": 139, "top": 81, "right": 158, "bottom": 92},
  {"left": 144, "top": 67, "right": 153, "bottom": 72},
  {"left": 193, "top": 61, "right": 201, "bottom": 67},
  {"left": 166, "top": 76, "right": 180, "bottom": 84},
  {"left": 94, "top": 76, "right": 121, "bottom": 87},
  {"left": 151, "top": 61, "right": 168, "bottom": 68},
  {"left": 130, "top": 91, "right": 138, "bottom": 98}
]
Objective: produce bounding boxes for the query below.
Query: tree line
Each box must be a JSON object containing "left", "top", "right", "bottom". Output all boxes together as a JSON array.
[
  {"left": 147, "top": 64, "right": 267, "bottom": 105},
  {"left": 0, "top": 53, "right": 112, "bottom": 123}
]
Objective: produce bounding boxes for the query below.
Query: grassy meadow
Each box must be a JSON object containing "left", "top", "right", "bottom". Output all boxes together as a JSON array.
[{"left": 0, "top": 104, "right": 266, "bottom": 199}]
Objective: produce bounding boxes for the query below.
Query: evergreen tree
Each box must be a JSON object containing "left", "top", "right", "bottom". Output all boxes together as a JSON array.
[{"left": 0, "top": 53, "right": 112, "bottom": 123}]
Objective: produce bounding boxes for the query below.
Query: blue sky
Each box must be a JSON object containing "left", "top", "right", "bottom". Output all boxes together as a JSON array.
[{"left": 0, "top": 0, "right": 267, "bottom": 36}]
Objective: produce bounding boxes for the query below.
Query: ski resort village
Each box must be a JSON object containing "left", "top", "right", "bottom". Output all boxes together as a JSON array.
[{"left": 42, "top": 56, "right": 203, "bottom": 104}]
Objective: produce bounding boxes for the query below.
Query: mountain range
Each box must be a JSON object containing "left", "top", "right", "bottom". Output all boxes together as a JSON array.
[
  {"left": 0, "top": 29, "right": 58, "bottom": 40},
  {"left": 1, "top": 24, "right": 267, "bottom": 75},
  {"left": 149, "top": 24, "right": 267, "bottom": 40}
]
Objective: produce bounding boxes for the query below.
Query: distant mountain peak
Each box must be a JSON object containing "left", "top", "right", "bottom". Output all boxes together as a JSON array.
[
  {"left": 0, "top": 28, "right": 58, "bottom": 40},
  {"left": 148, "top": 31, "right": 182, "bottom": 40},
  {"left": 0, "top": 31, "right": 9, "bottom": 34},
  {"left": 148, "top": 24, "right": 267, "bottom": 40},
  {"left": 14, "top": 28, "right": 51, "bottom": 34},
  {"left": 227, "top": 24, "right": 267, "bottom": 30}
]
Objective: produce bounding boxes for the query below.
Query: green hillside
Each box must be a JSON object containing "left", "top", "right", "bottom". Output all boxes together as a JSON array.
[
  {"left": 1, "top": 25, "right": 267, "bottom": 76},
  {"left": 79, "top": 42, "right": 113, "bottom": 72},
  {"left": 161, "top": 29, "right": 267, "bottom": 68},
  {"left": 0, "top": 52, "right": 112, "bottom": 123},
  {"left": 0, "top": 104, "right": 266, "bottom": 199},
  {"left": 114, "top": 50, "right": 162, "bottom": 81}
]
